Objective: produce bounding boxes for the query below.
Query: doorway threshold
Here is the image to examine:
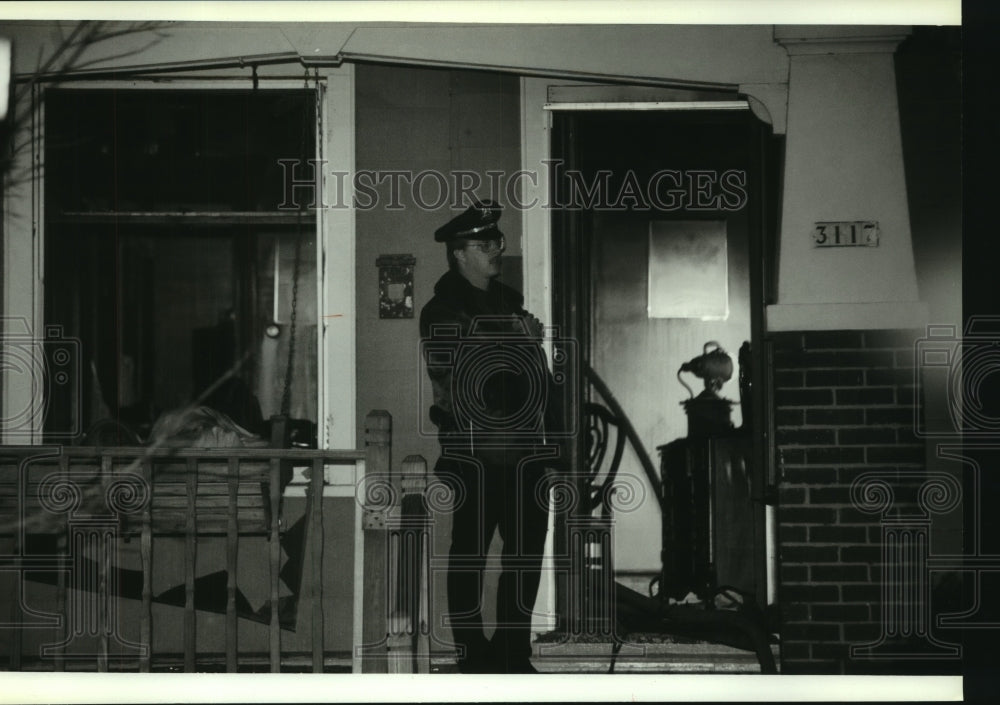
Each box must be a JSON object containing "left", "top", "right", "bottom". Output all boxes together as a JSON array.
[{"left": 531, "top": 633, "right": 781, "bottom": 674}]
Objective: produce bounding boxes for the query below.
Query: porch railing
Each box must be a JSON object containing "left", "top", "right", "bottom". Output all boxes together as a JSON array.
[{"left": 0, "top": 410, "right": 430, "bottom": 673}]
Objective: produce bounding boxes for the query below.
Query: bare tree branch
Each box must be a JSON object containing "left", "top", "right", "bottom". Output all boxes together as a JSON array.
[{"left": 2, "top": 20, "right": 173, "bottom": 191}]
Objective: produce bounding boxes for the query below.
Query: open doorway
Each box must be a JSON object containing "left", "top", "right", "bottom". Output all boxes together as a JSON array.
[{"left": 548, "top": 105, "right": 781, "bottom": 634}]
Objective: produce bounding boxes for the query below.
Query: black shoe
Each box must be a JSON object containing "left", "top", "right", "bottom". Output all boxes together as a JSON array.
[
  {"left": 491, "top": 651, "right": 539, "bottom": 674},
  {"left": 457, "top": 658, "right": 494, "bottom": 674},
  {"left": 456, "top": 642, "right": 495, "bottom": 674},
  {"left": 504, "top": 659, "right": 539, "bottom": 674}
]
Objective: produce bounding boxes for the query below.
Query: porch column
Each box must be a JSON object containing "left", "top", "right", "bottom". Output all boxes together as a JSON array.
[
  {"left": 1, "top": 82, "right": 44, "bottom": 443},
  {"left": 767, "top": 26, "right": 926, "bottom": 332}
]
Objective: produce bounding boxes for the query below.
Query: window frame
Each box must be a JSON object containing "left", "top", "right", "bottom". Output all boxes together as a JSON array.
[{"left": 1, "top": 69, "right": 357, "bottom": 450}]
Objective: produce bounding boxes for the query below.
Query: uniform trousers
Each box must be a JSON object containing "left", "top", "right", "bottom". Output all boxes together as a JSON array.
[{"left": 435, "top": 441, "right": 551, "bottom": 670}]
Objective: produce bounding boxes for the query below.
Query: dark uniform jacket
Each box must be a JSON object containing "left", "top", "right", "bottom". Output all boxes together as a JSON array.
[{"left": 419, "top": 269, "right": 558, "bottom": 444}]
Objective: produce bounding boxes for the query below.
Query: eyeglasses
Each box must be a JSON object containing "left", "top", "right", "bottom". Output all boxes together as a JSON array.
[{"left": 465, "top": 235, "right": 506, "bottom": 254}]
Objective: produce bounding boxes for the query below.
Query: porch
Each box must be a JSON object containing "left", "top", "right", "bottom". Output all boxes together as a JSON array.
[{"left": 1, "top": 406, "right": 779, "bottom": 675}]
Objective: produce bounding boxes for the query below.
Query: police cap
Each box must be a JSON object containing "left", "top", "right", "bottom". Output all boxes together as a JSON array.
[{"left": 434, "top": 199, "right": 503, "bottom": 242}]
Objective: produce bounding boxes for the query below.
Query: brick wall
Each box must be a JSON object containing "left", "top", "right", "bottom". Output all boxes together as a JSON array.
[{"left": 771, "top": 329, "right": 940, "bottom": 674}]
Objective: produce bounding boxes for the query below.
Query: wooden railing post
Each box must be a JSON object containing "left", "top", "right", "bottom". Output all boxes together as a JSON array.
[
  {"left": 361, "top": 410, "right": 392, "bottom": 673},
  {"left": 98, "top": 456, "right": 111, "bottom": 672},
  {"left": 386, "top": 455, "right": 430, "bottom": 674},
  {"left": 9, "top": 456, "right": 23, "bottom": 672},
  {"left": 225, "top": 458, "right": 239, "bottom": 672},
  {"left": 54, "top": 454, "right": 69, "bottom": 672},
  {"left": 184, "top": 458, "right": 198, "bottom": 672},
  {"left": 385, "top": 533, "right": 406, "bottom": 673},
  {"left": 412, "top": 455, "right": 431, "bottom": 675},
  {"left": 268, "top": 455, "right": 282, "bottom": 673},
  {"left": 140, "top": 459, "right": 152, "bottom": 673},
  {"left": 309, "top": 457, "right": 325, "bottom": 673}
]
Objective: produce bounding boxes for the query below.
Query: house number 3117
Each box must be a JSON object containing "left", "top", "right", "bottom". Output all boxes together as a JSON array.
[{"left": 813, "top": 221, "right": 879, "bottom": 247}]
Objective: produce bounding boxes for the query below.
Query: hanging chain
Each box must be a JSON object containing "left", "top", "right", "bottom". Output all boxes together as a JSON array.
[
  {"left": 279, "top": 69, "right": 314, "bottom": 418},
  {"left": 280, "top": 219, "right": 302, "bottom": 417}
]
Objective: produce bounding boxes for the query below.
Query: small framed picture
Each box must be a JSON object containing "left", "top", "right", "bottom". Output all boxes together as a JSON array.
[{"left": 376, "top": 254, "right": 416, "bottom": 319}]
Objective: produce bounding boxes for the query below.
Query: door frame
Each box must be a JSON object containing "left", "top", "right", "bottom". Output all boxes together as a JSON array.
[{"left": 520, "top": 77, "right": 780, "bottom": 631}]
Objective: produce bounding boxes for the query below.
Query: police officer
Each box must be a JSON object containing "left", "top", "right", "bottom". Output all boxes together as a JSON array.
[{"left": 420, "top": 200, "right": 555, "bottom": 674}]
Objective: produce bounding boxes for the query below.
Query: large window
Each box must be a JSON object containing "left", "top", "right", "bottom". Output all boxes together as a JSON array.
[{"left": 44, "top": 88, "right": 318, "bottom": 444}]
